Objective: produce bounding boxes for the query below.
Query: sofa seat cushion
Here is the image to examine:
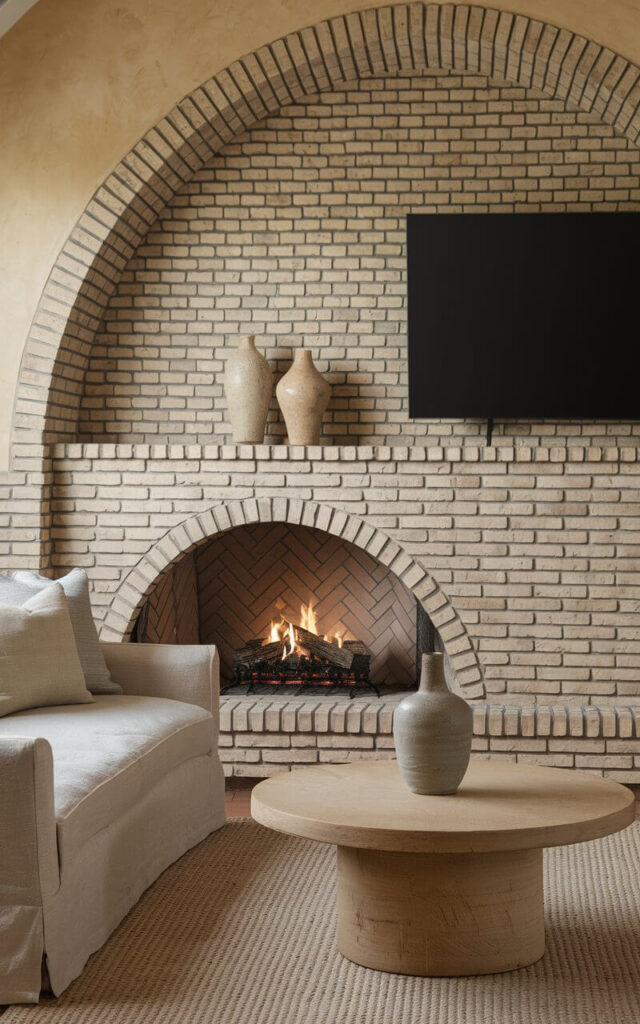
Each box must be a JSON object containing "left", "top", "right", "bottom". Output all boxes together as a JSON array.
[{"left": 0, "top": 695, "right": 214, "bottom": 870}]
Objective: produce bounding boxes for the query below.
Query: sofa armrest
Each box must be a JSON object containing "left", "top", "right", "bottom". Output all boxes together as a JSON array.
[
  {"left": 100, "top": 643, "right": 219, "bottom": 714},
  {"left": 0, "top": 737, "right": 60, "bottom": 1003}
]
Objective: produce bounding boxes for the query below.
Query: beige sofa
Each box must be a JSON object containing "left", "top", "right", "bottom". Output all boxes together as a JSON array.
[{"left": 0, "top": 643, "right": 226, "bottom": 1004}]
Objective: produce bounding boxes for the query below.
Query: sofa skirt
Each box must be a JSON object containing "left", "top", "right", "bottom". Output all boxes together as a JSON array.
[{"left": 42, "top": 751, "right": 225, "bottom": 998}]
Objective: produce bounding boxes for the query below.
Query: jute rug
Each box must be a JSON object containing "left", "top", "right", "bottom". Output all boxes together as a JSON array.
[{"left": 5, "top": 819, "right": 640, "bottom": 1024}]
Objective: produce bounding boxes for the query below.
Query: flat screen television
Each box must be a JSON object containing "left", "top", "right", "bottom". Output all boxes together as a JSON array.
[{"left": 407, "top": 212, "right": 639, "bottom": 420}]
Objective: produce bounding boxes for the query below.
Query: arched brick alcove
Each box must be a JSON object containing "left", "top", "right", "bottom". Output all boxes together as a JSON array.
[
  {"left": 11, "top": 2, "right": 640, "bottom": 459},
  {"left": 101, "top": 496, "right": 485, "bottom": 698}
]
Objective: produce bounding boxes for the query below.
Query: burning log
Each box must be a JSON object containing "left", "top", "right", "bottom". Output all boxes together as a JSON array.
[
  {"left": 230, "top": 600, "right": 373, "bottom": 692},
  {"left": 294, "top": 626, "right": 355, "bottom": 669},
  {"left": 233, "top": 640, "right": 283, "bottom": 669},
  {"left": 343, "top": 640, "right": 367, "bottom": 655},
  {"left": 341, "top": 639, "right": 370, "bottom": 677}
]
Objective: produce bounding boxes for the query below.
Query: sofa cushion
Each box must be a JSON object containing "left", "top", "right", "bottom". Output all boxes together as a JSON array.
[
  {"left": 4, "top": 569, "right": 121, "bottom": 696},
  {"left": 0, "top": 695, "right": 214, "bottom": 869},
  {"left": 0, "top": 583, "right": 95, "bottom": 718}
]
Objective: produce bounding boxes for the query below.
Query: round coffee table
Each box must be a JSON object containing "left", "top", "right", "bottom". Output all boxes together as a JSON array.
[{"left": 251, "top": 759, "right": 634, "bottom": 977}]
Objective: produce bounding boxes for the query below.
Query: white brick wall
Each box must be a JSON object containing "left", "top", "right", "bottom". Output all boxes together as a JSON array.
[{"left": 79, "top": 72, "right": 640, "bottom": 448}]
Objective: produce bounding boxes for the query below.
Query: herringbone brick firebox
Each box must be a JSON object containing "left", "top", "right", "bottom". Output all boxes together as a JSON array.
[{"left": 137, "top": 521, "right": 426, "bottom": 691}]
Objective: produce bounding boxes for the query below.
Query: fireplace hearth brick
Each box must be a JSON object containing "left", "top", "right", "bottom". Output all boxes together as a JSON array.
[{"left": 219, "top": 695, "right": 640, "bottom": 780}]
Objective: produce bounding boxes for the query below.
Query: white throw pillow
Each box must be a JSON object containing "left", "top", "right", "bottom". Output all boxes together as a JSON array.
[
  {"left": 6, "top": 568, "right": 121, "bottom": 695},
  {"left": 0, "top": 583, "right": 95, "bottom": 718}
]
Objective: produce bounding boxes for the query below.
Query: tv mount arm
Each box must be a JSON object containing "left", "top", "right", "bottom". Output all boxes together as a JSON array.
[{"left": 486, "top": 418, "right": 494, "bottom": 446}]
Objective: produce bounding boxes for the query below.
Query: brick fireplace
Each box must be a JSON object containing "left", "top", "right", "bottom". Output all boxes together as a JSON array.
[
  {"left": 4, "top": 5, "right": 640, "bottom": 781},
  {"left": 45, "top": 446, "right": 639, "bottom": 780},
  {"left": 135, "top": 520, "right": 437, "bottom": 693}
]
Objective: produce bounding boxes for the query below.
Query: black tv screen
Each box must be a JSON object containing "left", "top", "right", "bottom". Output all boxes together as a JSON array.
[{"left": 407, "top": 212, "right": 639, "bottom": 419}]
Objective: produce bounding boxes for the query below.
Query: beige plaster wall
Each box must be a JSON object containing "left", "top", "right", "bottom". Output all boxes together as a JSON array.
[{"left": 2, "top": 0, "right": 640, "bottom": 470}]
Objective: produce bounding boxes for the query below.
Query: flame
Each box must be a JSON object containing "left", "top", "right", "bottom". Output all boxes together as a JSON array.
[
  {"left": 267, "top": 602, "right": 346, "bottom": 659},
  {"left": 300, "top": 602, "right": 318, "bottom": 635},
  {"left": 281, "top": 622, "right": 296, "bottom": 660},
  {"left": 324, "top": 630, "right": 343, "bottom": 648}
]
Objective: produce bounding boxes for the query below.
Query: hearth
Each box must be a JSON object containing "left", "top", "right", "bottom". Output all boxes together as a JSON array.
[{"left": 230, "top": 602, "right": 375, "bottom": 696}]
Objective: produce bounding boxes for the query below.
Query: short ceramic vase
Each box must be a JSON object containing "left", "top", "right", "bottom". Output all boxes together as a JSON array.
[
  {"left": 276, "top": 349, "right": 330, "bottom": 445},
  {"left": 393, "top": 652, "right": 473, "bottom": 795},
  {"left": 223, "top": 335, "right": 272, "bottom": 443}
]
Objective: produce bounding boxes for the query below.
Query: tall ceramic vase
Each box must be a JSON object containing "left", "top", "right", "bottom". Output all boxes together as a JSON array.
[
  {"left": 393, "top": 652, "right": 472, "bottom": 795},
  {"left": 276, "top": 349, "right": 330, "bottom": 445},
  {"left": 223, "top": 335, "right": 272, "bottom": 443}
]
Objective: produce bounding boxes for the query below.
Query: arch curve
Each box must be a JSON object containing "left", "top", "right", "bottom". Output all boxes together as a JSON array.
[
  {"left": 101, "top": 496, "right": 486, "bottom": 698},
  {"left": 11, "top": 2, "right": 640, "bottom": 459}
]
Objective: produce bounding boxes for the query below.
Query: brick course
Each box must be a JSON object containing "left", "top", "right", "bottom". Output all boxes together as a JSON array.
[{"left": 218, "top": 694, "right": 640, "bottom": 781}]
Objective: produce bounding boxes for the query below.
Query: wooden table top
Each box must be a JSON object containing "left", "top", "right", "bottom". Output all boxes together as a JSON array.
[{"left": 251, "top": 759, "right": 635, "bottom": 854}]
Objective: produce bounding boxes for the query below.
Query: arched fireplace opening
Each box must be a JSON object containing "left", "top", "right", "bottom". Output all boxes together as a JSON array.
[{"left": 132, "top": 521, "right": 442, "bottom": 696}]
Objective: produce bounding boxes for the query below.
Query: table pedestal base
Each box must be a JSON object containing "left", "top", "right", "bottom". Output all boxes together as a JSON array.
[{"left": 337, "top": 846, "right": 545, "bottom": 976}]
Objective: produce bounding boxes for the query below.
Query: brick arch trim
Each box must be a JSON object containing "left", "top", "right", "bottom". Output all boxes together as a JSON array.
[
  {"left": 100, "top": 496, "right": 486, "bottom": 697},
  {"left": 11, "top": 2, "right": 640, "bottom": 460}
]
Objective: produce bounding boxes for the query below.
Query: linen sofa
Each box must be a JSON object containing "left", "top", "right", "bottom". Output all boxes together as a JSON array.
[{"left": 0, "top": 642, "right": 226, "bottom": 1004}]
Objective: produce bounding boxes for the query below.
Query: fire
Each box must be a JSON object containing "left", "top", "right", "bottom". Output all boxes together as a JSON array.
[
  {"left": 270, "top": 619, "right": 298, "bottom": 659},
  {"left": 282, "top": 622, "right": 296, "bottom": 659},
  {"left": 267, "top": 601, "right": 344, "bottom": 659},
  {"left": 300, "top": 602, "right": 318, "bottom": 634}
]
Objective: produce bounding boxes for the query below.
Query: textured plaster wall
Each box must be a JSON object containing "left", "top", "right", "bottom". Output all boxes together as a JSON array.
[{"left": 3, "top": 0, "right": 640, "bottom": 468}]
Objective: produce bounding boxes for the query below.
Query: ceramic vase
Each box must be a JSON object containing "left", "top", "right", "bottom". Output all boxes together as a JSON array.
[
  {"left": 276, "top": 349, "right": 331, "bottom": 445},
  {"left": 223, "top": 335, "right": 272, "bottom": 443},
  {"left": 393, "top": 652, "right": 472, "bottom": 795}
]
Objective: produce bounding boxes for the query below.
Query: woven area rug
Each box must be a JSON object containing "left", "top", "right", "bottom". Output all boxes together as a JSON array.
[{"left": 5, "top": 819, "right": 640, "bottom": 1024}]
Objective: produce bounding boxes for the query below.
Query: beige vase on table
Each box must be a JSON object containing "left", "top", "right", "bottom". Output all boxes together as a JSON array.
[
  {"left": 276, "top": 349, "right": 331, "bottom": 445},
  {"left": 223, "top": 335, "right": 273, "bottom": 443},
  {"left": 393, "top": 652, "right": 473, "bottom": 795}
]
